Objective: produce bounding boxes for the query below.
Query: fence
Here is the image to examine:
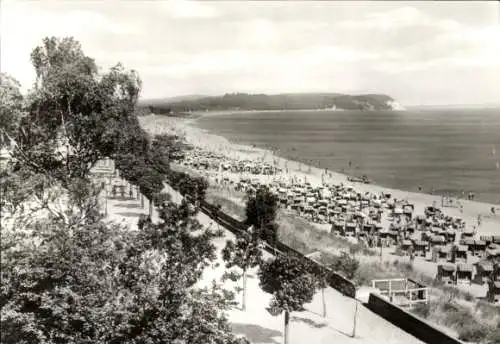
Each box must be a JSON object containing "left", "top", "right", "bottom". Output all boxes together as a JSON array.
[{"left": 372, "top": 278, "right": 428, "bottom": 309}]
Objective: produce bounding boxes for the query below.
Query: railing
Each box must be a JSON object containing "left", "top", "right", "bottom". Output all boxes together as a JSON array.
[{"left": 372, "top": 278, "right": 428, "bottom": 308}]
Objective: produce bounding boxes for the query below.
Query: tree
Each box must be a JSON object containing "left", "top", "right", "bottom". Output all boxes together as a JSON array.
[
  {"left": 258, "top": 254, "right": 319, "bottom": 344},
  {"left": 221, "top": 226, "right": 263, "bottom": 311},
  {"left": 245, "top": 186, "right": 279, "bottom": 244},
  {"left": 315, "top": 267, "right": 329, "bottom": 318},
  {"left": 327, "top": 252, "right": 359, "bottom": 280},
  {"left": 13, "top": 37, "right": 142, "bottom": 188},
  {"left": 0, "top": 73, "right": 25, "bottom": 149},
  {"left": 1, "top": 37, "right": 245, "bottom": 343},
  {"left": 151, "top": 133, "right": 186, "bottom": 164},
  {"left": 139, "top": 163, "right": 165, "bottom": 217},
  {"left": 1, "top": 188, "right": 245, "bottom": 344}
]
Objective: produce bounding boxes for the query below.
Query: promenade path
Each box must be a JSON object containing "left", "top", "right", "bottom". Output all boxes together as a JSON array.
[{"left": 102, "top": 183, "right": 425, "bottom": 344}]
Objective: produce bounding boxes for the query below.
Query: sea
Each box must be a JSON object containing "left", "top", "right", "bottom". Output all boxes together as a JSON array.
[{"left": 195, "top": 108, "right": 500, "bottom": 205}]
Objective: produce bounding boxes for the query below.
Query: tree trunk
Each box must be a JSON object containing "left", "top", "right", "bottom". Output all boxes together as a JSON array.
[
  {"left": 141, "top": 194, "right": 144, "bottom": 208},
  {"left": 284, "top": 310, "right": 290, "bottom": 344},
  {"left": 242, "top": 269, "right": 247, "bottom": 311},
  {"left": 352, "top": 299, "right": 358, "bottom": 338},
  {"left": 321, "top": 287, "right": 327, "bottom": 317},
  {"left": 148, "top": 198, "right": 153, "bottom": 217}
]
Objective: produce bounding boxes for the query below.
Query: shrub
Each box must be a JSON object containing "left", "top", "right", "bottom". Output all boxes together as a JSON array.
[
  {"left": 443, "top": 304, "right": 472, "bottom": 328},
  {"left": 458, "top": 322, "right": 490, "bottom": 343},
  {"left": 487, "top": 327, "right": 500, "bottom": 344},
  {"left": 320, "top": 252, "right": 359, "bottom": 280},
  {"left": 411, "top": 303, "right": 431, "bottom": 319},
  {"left": 463, "top": 292, "right": 474, "bottom": 302},
  {"left": 474, "top": 300, "right": 499, "bottom": 320}
]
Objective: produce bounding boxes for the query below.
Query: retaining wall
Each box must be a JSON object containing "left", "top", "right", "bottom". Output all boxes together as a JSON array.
[{"left": 366, "top": 293, "right": 462, "bottom": 344}]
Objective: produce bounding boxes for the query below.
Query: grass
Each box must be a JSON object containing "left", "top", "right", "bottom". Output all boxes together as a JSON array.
[
  {"left": 408, "top": 287, "right": 500, "bottom": 343},
  {"left": 276, "top": 210, "right": 376, "bottom": 257},
  {"left": 205, "top": 188, "right": 246, "bottom": 221}
]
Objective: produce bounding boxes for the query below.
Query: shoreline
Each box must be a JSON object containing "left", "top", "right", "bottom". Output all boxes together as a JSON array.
[
  {"left": 140, "top": 114, "right": 500, "bottom": 237},
  {"left": 191, "top": 111, "right": 499, "bottom": 206}
]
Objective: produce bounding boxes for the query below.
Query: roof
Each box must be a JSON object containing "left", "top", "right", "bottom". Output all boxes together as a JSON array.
[
  {"left": 431, "top": 235, "right": 445, "bottom": 242},
  {"left": 456, "top": 245, "right": 468, "bottom": 252},
  {"left": 477, "top": 261, "right": 494, "bottom": 271},
  {"left": 463, "top": 238, "right": 475, "bottom": 245},
  {"left": 440, "top": 264, "right": 456, "bottom": 272},
  {"left": 440, "top": 246, "right": 451, "bottom": 253},
  {"left": 475, "top": 240, "right": 486, "bottom": 246},
  {"left": 457, "top": 263, "right": 473, "bottom": 272}
]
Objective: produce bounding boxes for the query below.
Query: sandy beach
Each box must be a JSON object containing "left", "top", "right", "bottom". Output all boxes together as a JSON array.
[
  {"left": 141, "top": 113, "right": 500, "bottom": 238},
  {"left": 139, "top": 113, "right": 500, "bottom": 303}
]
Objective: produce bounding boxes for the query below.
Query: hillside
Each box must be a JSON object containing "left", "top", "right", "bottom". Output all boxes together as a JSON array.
[{"left": 138, "top": 93, "right": 404, "bottom": 115}]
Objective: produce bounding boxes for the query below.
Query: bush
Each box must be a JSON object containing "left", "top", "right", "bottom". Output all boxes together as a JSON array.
[
  {"left": 411, "top": 302, "right": 431, "bottom": 319},
  {"left": 487, "top": 327, "right": 500, "bottom": 344},
  {"left": 320, "top": 252, "right": 359, "bottom": 280},
  {"left": 443, "top": 304, "right": 472, "bottom": 328},
  {"left": 458, "top": 322, "right": 490, "bottom": 343},
  {"left": 463, "top": 292, "right": 474, "bottom": 302},
  {"left": 474, "top": 300, "right": 499, "bottom": 320}
]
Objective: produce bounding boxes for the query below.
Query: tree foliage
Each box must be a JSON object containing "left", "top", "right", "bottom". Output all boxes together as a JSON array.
[
  {"left": 13, "top": 37, "right": 142, "bottom": 187},
  {"left": 154, "top": 93, "right": 395, "bottom": 112},
  {"left": 258, "top": 254, "right": 318, "bottom": 314},
  {"left": 1, "top": 191, "right": 242, "bottom": 344},
  {"left": 221, "top": 227, "right": 263, "bottom": 310},
  {"left": 323, "top": 252, "right": 360, "bottom": 280},
  {"left": 1, "top": 36, "right": 246, "bottom": 344},
  {"left": 0, "top": 73, "right": 25, "bottom": 148},
  {"left": 244, "top": 186, "right": 278, "bottom": 244},
  {"left": 222, "top": 229, "right": 262, "bottom": 272}
]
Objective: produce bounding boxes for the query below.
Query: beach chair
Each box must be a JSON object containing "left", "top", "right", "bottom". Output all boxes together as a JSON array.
[
  {"left": 437, "top": 264, "right": 456, "bottom": 285},
  {"left": 456, "top": 263, "right": 473, "bottom": 285},
  {"left": 487, "top": 281, "right": 500, "bottom": 304},
  {"left": 474, "top": 261, "right": 493, "bottom": 284},
  {"left": 473, "top": 240, "right": 486, "bottom": 258},
  {"left": 451, "top": 245, "right": 468, "bottom": 264}
]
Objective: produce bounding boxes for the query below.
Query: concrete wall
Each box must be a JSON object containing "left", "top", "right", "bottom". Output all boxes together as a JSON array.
[{"left": 366, "top": 293, "right": 462, "bottom": 344}]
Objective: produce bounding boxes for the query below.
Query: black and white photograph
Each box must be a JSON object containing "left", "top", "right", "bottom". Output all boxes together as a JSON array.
[{"left": 1, "top": 1, "right": 499, "bottom": 344}]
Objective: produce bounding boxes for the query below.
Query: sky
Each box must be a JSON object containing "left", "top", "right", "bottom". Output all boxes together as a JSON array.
[{"left": 1, "top": 0, "right": 499, "bottom": 106}]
